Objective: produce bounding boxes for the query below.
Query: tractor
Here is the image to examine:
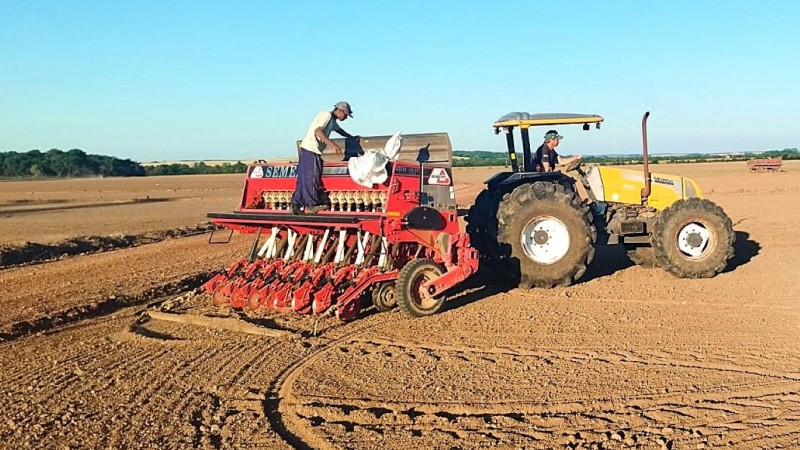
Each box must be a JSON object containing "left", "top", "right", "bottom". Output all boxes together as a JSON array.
[{"left": 466, "top": 111, "right": 735, "bottom": 288}]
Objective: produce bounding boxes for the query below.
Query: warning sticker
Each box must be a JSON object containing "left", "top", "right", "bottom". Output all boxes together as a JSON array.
[
  {"left": 250, "top": 166, "right": 264, "bottom": 178},
  {"left": 427, "top": 168, "right": 451, "bottom": 185}
]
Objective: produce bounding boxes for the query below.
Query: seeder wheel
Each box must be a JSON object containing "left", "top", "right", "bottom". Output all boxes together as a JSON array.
[
  {"left": 211, "top": 282, "right": 231, "bottom": 306},
  {"left": 396, "top": 259, "right": 445, "bottom": 318},
  {"left": 372, "top": 282, "right": 397, "bottom": 312},
  {"left": 229, "top": 286, "right": 248, "bottom": 309},
  {"left": 247, "top": 291, "right": 262, "bottom": 311}
]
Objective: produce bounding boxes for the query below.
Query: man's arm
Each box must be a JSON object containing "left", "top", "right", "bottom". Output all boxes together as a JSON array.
[
  {"left": 335, "top": 128, "right": 356, "bottom": 139},
  {"left": 315, "top": 128, "right": 343, "bottom": 155}
]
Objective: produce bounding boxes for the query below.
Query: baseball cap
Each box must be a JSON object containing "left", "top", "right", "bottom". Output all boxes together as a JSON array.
[
  {"left": 544, "top": 129, "right": 564, "bottom": 140},
  {"left": 334, "top": 101, "right": 353, "bottom": 117}
]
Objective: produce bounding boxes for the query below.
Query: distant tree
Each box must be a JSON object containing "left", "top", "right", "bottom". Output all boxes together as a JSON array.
[
  {"left": 0, "top": 148, "right": 146, "bottom": 178},
  {"left": 143, "top": 161, "right": 248, "bottom": 176}
]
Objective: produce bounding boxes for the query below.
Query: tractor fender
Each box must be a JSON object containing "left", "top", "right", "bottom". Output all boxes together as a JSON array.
[{"left": 487, "top": 171, "right": 577, "bottom": 198}]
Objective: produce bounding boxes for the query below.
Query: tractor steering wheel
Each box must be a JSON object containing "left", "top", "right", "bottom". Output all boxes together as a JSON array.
[{"left": 560, "top": 157, "right": 583, "bottom": 173}]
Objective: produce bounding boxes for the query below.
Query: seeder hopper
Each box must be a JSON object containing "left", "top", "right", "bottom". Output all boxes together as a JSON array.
[{"left": 202, "top": 133, "right": 479, "bottom": 321}]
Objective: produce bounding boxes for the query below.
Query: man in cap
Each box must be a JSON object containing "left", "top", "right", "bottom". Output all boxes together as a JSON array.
[
  {"left": 292, "top": 101, "right": 360, "bottom": 214},
  {"left": 533, "top": 129, "right": 582, "bottom": 172}
]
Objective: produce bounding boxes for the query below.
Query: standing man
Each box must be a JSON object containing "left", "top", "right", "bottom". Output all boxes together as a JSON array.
[
  {"left": 292, "top": 101, "right": 359, "bottom": 214},
  {"left": 534, "top": 129, "right": 582, "bottom": 172}
]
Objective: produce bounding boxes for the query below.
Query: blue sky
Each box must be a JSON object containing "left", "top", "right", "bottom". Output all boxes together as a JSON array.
[{"left": 1, "top": 1, "right": 798, "bottom": 161}]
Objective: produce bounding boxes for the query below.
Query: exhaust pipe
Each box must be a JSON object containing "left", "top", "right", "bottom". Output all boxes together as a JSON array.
[{"left": 640, "top": 111, "right": 652, "bottom": 204}]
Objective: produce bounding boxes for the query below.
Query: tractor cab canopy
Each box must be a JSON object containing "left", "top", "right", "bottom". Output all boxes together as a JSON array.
[
  {"left": 493, "top": 112, "right": 603, "bottom": 130},
  {"left": 493, "top": 112, "right": 604, "bottom": 172}
]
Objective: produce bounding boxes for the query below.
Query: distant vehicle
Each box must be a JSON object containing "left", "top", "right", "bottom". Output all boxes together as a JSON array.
[{"left": 747, "top": 157, "right": 782, "bottom": 173}]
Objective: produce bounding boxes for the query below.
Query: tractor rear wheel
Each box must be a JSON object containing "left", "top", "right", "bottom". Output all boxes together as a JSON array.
[
  {"left": 396, "top": 259, "right": 445, "bottom": 318},
  {"left": 372, "top": 282, "right": 397, "bottom": 312},
  {"left": 625, "top": 244, "right": 658, "bottom": 268},
  {"left": 651, "top": 198, "right": 734, "bottom": 278},
  {"left": 496, "top": 182, "right": 596, "bottom": 288}
]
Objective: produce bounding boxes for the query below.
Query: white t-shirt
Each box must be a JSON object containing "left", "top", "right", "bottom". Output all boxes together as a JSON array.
[{"left": 300, "top": 111, "right": 341, "bottom": 155}]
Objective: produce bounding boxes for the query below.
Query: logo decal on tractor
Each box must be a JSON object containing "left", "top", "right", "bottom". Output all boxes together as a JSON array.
[
  {"left": 653, "top": 176, "right": 675, "bottom": 186},
  {"left": 427, "top": 168, "right": 451, "bottom": 185}
]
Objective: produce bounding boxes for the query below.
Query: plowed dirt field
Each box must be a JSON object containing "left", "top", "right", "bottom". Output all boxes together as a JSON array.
[{"left": 1, "top": 162, "right": 798, "bottom": 449}]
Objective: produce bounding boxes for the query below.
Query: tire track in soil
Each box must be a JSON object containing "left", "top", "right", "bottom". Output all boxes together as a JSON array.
[
  {"left": 99, "top": 310, "right": 310, "bottom": 450},
  {"left": 103, "top": 320, "right": 264, "bottom": 448},
  {"left": 109, "top": 347, "right": 227, "bottom": 443},
  {"left": 18, "top": 346, "right": 177, "bottom": 446},
  {"left": 185, "top": 347, "right": 288, "bottom": 449},
  {"left": 0, "top": 272, "right": 215, "bottom": 342},
  {"left": 0, "top": 311, "right": 180, "bottom": 389},
  {"left": 116, "top": 345, "right": 255, "bottom": 449},
  {"left": 0, "top": 342, "right": 112, "bottom": 386},
  {"left": 277, "top": 336, "right": 800, "bottom": 449},
  {"left": 265, "top": 311, "right": 413, "bottom": 450},
  {"left": 0, "top": 299, "right": 308, "bottom": 450},
  {"left": 2, "top": 291, "right": 797, "bottom": 449}
]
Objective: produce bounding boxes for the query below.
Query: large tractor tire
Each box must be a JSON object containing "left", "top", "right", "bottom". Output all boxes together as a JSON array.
[
  {"left": 465, "top": 189, "right": 501, "bottom": 259},
  {"left": 625, "top": 244, "right": 658, "bottom": 268},
  {"left": 396, "top": 259, "right": 446, "bottom": 318},
  {"left": 651, "top": 198, "right": 735, "bottom": 278},
  {"left": 496, "top": 182, "right": 596, "bottom": 288}
]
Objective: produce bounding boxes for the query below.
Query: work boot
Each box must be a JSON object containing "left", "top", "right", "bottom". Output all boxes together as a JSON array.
[
  {"left": 291, "top": 204, "right": 303, "bottom": 215},
  {"left": 306, "top": 205, "right": 330, "bottom": 214}
]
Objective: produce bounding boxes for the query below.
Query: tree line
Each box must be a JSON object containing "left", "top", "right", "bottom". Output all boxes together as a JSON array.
[
  {"left": 0, "top": 149, "right": 145, "bottom": 177},
  {"left": 2, "top": 147, "right": 797, "bottom": 179},
  {"left": 0, "top": 149, "right": 249, "bottom": 178},
  {"left": 144, "top": 161, "right": 248, "bottom": 176}
]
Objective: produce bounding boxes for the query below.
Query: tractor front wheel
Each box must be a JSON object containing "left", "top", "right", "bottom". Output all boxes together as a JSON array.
[
  {"left": 396, "top": 259, "right": 445, "bottom": 318},
  {"left": 651, "top": 198, "right": 735, "bottom": 278}
]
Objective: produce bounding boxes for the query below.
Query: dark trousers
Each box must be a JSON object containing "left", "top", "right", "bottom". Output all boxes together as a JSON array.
[{"left": 291, "top": 148, "right": 323, "bottom": 208}]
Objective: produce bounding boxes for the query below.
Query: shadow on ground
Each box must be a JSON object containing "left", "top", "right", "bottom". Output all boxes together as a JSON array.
[
  {"left": 440, "top": 269, "right": 515, "bottom": 313},
  {"left": 580, "top": 244, "right": 634, "bottom": 284},
  {"left": 370, "top": 231, "right": 759, "bottom": 318},
  {"left": 724, "top": 230, "right": 760, "bottom": 273}
]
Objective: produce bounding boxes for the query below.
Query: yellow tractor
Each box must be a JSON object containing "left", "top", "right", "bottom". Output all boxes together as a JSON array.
[{"left": 466, "top": 111, "right": 735, "bottom": 287}]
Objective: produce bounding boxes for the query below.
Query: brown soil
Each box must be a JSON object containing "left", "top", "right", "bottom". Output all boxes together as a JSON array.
[
  {"left": 1, "top": 162, "right": 798, "bottom": 449},
  {"left": 0, "top": 223, "right": 219, "bottom": 268},
  {"left": 0, "top": 174, "right": 244, "bottom": 246}
]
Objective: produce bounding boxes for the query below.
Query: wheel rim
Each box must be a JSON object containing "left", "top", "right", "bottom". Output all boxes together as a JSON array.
[
  {"left": 411, "top": 269, "right": 439, "bottom": 310},
  {"left": 520, "top": 216, "right": 571, "bottom": 264},
  {"left": 376, "top": 283, "right": 396, "bottom": 309},
  {"left": 247, "top": 291, "right": 262, "bottom": 311},
  {"left": 212, "top": 283, "right": 230, "bottom": 306},
  {"left": 677, "top": 222, "right": 713, "bottom": 259}
]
